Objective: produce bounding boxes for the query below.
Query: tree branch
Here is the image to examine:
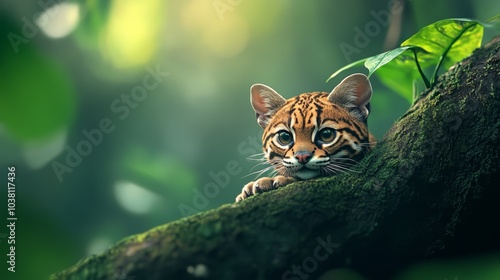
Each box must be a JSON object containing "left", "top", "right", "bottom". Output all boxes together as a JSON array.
[{"left": 53, "top": 36, "right": 500, "bottom": 280}]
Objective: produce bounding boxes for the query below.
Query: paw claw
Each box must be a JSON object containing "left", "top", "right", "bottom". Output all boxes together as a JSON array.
[{"left": 235, "top": 176, "right": 296, "bottom": 201}]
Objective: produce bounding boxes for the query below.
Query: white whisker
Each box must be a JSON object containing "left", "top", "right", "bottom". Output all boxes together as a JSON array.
[
  {"left": 248, "top": 161, "right": 272, "bottom": 172},
  {"left": 332, "top": 157, "right": 359, "bottom": 165},
  {"left": 246, "top": 152, "right": 266, "bottom": 161},
  {"left": 359, "top": 141, "right": 378, "bottom": 146},
  {"left": 242, "top": 166, "right": 274, "bottom": 179},
  {"left": 332, "top": 163, "right": 360, "bottom": 173}
]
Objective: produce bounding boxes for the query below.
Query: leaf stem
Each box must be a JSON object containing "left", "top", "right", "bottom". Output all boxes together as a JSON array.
[{"left": 412, "top": 48, "right": 430, "bottom": 88}]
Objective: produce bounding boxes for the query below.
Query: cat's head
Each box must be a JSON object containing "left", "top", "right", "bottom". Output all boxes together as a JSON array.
[{"left": 250, "top": 73, "right": 373, "bottom": 180}]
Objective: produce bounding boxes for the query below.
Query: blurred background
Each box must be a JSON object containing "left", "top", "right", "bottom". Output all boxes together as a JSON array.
[{"left": 0, "top": 0, "right": 499, "bottom": 279}]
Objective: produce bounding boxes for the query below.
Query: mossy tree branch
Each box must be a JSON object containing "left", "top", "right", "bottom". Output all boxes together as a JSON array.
[{"left": 53, "top": 37, "right": 500, "bottom": 280}]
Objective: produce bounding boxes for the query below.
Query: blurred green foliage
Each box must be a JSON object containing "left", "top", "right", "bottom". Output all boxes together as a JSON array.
[
  {"left": 394, "top": 254, "right": 500, "bottom": 280},
  {"left": 0, "top": 47, "right": 75, "bottom": 141},
  {"left": 1, "top": 0, "right": 499, "bottom": 279}
]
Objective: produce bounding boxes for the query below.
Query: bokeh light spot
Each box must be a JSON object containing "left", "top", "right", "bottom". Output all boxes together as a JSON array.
[
  {"left": 113, "top": 180, "right": 163, "bottom": 214},
  {"left": 100, "top": 0, "right": 164, "bottom": 68},
  {"left": 36, "top": 2, "right": 80, "bottom": 39}
]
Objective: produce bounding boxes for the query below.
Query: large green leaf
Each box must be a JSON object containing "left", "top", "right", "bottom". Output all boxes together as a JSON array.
[
  {"left": 328, "top": 18, "right": 487, "bottom": 103},
  {"left": 327, "top": 58, "right": 367, "bottom": 82},
  {"left": 327, "top": 46, "right": 431, "bottom": 103},
  {"left": 327, "top": 47, "right": 415, "bottom": 82},
  {"left": 402, "top": 18, "right": 483, "bottom": 79},
  {"left": 375, "top": 64, "right": 424, "bottom": 105},
  {"left": 374, "top": 46, "right": 436, "bottom": 103},
  {"left": 364, "top": 46, "right": 411, "bottom": 78}
]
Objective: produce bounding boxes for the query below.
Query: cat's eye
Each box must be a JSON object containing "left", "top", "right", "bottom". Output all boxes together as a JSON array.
[
  {"left": 318, "top": 128, "right": 336, "bottom": 143},
  {"left": 277, "top": 131, "right": 293, "bottom": 145}
]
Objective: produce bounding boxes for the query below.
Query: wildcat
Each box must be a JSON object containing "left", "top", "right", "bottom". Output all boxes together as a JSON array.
[{"left": 236, "top": 73, "right": 375, "bottom": 201}]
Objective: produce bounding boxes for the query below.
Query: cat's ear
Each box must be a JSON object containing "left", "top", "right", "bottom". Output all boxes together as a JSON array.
[
  {"left": 328, "top": 73, "right": 372, "bottom": 119},
  {"left": 250, "top": 84, "right": 287, "bottom": 128}
]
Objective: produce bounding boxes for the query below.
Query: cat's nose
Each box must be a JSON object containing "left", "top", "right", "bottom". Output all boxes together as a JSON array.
[{"left": 295, "top": 151, "right": 312, "bottom": 164}]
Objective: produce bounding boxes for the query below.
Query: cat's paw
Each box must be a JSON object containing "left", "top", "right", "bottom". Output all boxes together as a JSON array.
[{"left": 235, "top": 176, "right": 296, "bottom": 202}]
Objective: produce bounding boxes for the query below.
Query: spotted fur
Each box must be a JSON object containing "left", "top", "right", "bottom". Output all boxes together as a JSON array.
[{"left": 236, "top": 73, "right": 376, "bottom": 201}]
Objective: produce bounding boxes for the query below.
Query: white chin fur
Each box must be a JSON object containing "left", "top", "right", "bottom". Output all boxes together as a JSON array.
[{"left": 294, "top": 169, "right": 320, "bottom": 180}]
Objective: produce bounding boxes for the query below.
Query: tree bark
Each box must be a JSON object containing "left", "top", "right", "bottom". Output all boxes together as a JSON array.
[{"left": 53, "top": 37, "right": 500, "bottom": 280}]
